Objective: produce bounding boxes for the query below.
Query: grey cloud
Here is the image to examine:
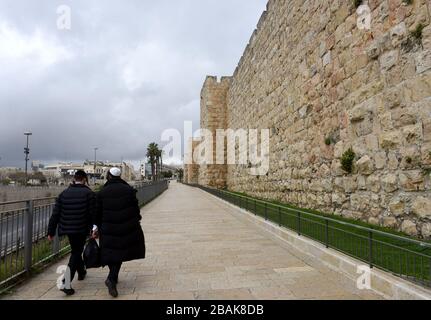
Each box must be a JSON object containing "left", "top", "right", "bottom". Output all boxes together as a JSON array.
[{"left": 0, "top": 0, "right": 267, "bottom": 167}]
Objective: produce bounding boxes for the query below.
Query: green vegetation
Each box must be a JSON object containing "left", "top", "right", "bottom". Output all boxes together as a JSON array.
[
  {"left": 411, "top": 23, "right": 424, "bottom": 41},
  {"left": 1, "top": 178, "right": 11, "bottom": 186},
  {"left": 340, "top": 148, "right": 356, "bottom": 173},
  {"left": 1, "top": 237, "right": 70, "bottom": 292},
  {"left": 219, "top": 189, "right": 431, "bottom": 286},
  {"left": 402, "top": 0, "right": 413, "bottom": 4},
  {"left": 176, "top": 168, "right": 184, "bottom": 181},
  {"left": 162, "top": 171, "right": 173, "bottom": 179}
]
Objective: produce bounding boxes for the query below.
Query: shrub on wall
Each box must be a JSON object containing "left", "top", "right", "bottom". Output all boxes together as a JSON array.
[
  {"left": 411, "top": 23, "right": 424, "bottom": 41},
  {"left": 341, "top": 148, "right": 356, "bottom": 174}
]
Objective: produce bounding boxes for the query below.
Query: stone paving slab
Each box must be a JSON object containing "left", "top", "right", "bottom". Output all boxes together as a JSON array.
[{"left": 2, "top": 182, "right": 383, "bottom": 300}]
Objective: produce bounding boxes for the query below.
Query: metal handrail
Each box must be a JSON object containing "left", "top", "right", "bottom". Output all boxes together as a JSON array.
[
  {"left": 220, "top": 188, "right": 431, "bottom": 248},
  {"left": 0, "top": 197, "right": 56, "bottom": 206}
]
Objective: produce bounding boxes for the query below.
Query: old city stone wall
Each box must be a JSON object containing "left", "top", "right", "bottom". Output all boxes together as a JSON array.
[
  {"left": 188, "top": 0, "right": 431, "bottom": 238},
  {"left": 198, "top": 76, "right": 231, "bottom": 188}
]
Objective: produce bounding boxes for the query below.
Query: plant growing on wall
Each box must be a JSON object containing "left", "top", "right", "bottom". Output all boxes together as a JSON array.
[
  {"left": 340, "top": 148, "right": 356, "bottom": 174},
  {"left": 324, "top": 131, "right": 340, "bottom": 146},
  {"left": 325, "top": 134, "right": 338, "bottom": 146},
  {"left": 411, "top": 23, "right": 424, "bottom": 41}
]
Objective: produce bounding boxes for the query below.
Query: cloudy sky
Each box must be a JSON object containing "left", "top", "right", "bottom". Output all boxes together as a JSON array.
[{"left": 0, "top": 0, "right": 267, "bottom": 168}]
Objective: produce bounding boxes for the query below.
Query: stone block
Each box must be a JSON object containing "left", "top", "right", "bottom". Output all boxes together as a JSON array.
[
  {"left": 367, "top": 175, "right": 381, "bottom": 193},
  {"left": 402, "top": 124, "right": 423, "bottom": 143},
  {"left": 380, "top": 132, "right": 402, "bottom": 149},
  {"left": 379, "top": 50, "right": 399, "bottom": 71},
  {"left": 383, "top": 217, "right": 398, "bottom": 229},
  {"left": 401, "top": 220, "right": 419, "bottom": 237},
  {"left": 390, "top": 22, "right": 407, "bottom": 47},
  {"left": 367, "top": 42, "right": 380, "bottom": 60},
  {"left": 369, "top": 217, "right": 380, "bottom": 226},
  {"left": 389, "top": 198, "right": 405, "bottom": 217},
  {"left": 382, "top": 174, "right": 399, "bottom": 193},
  {"left": 412, "top": 197, "right": 431, "bottom": 219},
  {"left": 424, "top": 119, "right": 431, "bottom": 143},
  {"left": 356, "top": 155, "right": 374, "bottom": 175},
  {"left": 323, "top": 51, "right": 331, "bottom": 66},
  {"left": 421, "top": 223, "right": 431, "bottom": 239},
  {"left": 388, "top": 152, "right": 400, "bottom": 170},
  {"left": 375, "top": 152, "right": 387, "bottom": 170},
  {"left": 415, "top": 50, "right": 431, "bottom": 74},
  {"left": 399, "top": 171, "right": 425, "bottom": 191}
]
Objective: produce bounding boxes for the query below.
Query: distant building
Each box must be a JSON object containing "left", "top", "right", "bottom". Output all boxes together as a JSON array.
[
  {"left": 140, "top": 162, "right": 152, "bottom": 180},
  {"left": 0, "top": 167, "right": 22, "bottom": 179},
  {"left": 31, "top": 161, "right": 45, "bottom": 172},
  {"left": 101, "top": 162, "right": 135, "bottom": 181}
]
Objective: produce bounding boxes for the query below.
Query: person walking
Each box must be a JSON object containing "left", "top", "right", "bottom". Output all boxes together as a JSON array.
[
  {"left": 48, "top": 170, "right": 95, "bottom": 296},
  {"left": 93, "top": 167, "right": 145, "bottom": 298}
]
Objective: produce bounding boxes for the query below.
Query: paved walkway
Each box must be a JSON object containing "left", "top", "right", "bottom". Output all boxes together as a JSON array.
[{"left": 2, "top": 182, "right": 382, "bottom": 300}]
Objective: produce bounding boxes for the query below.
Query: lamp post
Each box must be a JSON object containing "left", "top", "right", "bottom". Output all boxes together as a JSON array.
[
  {"left": 24, "top": 132, "right": 32, "bottom": 186},
  {"left": 93, "top": 147, "right": 98, "bottom": 185}
]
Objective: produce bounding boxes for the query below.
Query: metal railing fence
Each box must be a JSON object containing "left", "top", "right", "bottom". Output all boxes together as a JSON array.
[
  {"left": 136, "top": 180, "right": 169, "bottom": 206},
  {"left": 0, "top": 181, "right": 169, "bottom": 289},
  {"left": 194, "top": 184, "right": 431, "bottom": 288}
]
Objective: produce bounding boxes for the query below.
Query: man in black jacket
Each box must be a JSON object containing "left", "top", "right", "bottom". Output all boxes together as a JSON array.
[
  {"left": 93, "top": 167, "right": 145, "bottom": 298},
  {"left": 48, "top": 170, "right": 95, "bottom": 296}
]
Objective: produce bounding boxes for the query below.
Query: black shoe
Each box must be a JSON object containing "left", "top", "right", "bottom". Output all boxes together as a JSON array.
[
  {"left": 78, "top": 270, "right": 87, "bottom": 281},
  {"left": 105, "top": 279, "right": 118, "bottom": 298},
  {"left": 61, "top": 288, "right": 75, "bottom": 296}
]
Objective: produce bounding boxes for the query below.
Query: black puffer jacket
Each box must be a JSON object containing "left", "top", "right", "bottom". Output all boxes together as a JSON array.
[
  {"left": 96, "top": 178, "right": 145, "bottom": 266},
  {"left": 48, "top": 184, "right": 96, "bottom": 237}
]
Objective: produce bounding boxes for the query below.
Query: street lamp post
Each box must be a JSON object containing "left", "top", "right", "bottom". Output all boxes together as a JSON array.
[
  {"left": 94, "top": 147, "right": 98, "bottom": 185},
  {"left": 24, "top": 132, "right": 32, "bottom": 186}
]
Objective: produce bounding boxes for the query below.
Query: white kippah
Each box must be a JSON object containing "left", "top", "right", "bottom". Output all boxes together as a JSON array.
[{"left": 109, "top": 167, "right": 121, "bottom": 177}]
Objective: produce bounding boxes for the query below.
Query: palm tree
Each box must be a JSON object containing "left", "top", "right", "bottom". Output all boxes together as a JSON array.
[
  {"left": 146, "top": 143, "right": 159, "bottom": 182},
  {"left": 158, "top": 149, "right": 164, "bottom": 180}
]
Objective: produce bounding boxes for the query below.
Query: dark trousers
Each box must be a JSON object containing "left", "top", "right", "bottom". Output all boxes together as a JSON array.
[
  {"left": 108, "top": 263, "right": 122, "bottom": 284},
  {"left": 65, "top": 234, "right": 87, "bottom": 287}
]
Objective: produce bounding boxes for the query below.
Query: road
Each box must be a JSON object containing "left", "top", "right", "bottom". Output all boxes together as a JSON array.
[{"left": 0, "top": 208, "right": 52, "bottom": 257}]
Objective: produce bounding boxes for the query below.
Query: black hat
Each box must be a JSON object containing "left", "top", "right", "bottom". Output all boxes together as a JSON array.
[{"left": 74, "top": 170, "right": 88, "bottom": 179}]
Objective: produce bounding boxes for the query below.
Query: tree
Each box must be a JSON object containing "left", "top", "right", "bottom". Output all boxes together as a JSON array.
[
  {"left": 146, "top": 143, "right": 159, "bottom": 182},
  {"left": 155, "top": 149, "right": 164, "bottom": 181},
  {"left": 30, "top": 172, "right": 48, "bottom": 185},
  {"left": 176, "top": 168, "right": 184, "bottom": 181},
  {"left": 9, "top": 172, "right": 26, "bottom": 185},
  {"left": 1, "top": 178, "right": 11, "bottom": 186},
  {"left": 162, "top": 171, "right": 173, "bottom": 179}
]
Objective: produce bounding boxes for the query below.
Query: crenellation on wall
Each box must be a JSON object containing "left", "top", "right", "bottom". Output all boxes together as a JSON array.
[{"left": 194, "top": 0, "right": 431, "bottom": 238}]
